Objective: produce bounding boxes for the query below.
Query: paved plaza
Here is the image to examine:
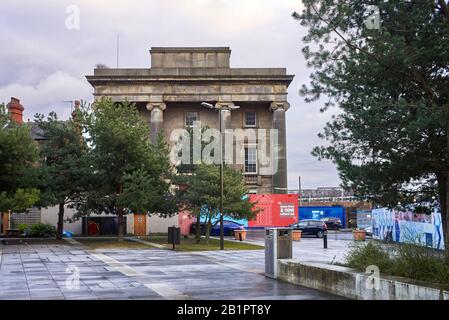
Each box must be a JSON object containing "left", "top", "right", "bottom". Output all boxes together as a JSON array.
[{"left": 0, "top": 239, "right": 343, "bottom": 300}]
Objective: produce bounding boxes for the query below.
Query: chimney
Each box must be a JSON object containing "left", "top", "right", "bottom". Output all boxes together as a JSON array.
[{"left": 7, "top": 97, "right": 24, "bottom": 124}]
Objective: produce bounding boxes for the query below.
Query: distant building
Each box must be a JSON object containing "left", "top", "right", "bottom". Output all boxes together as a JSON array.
[
  {"left": 288, "top": 186, "right": 371, "bottom": 229},
  {"left": 300, "top": 187, "right": 356, "bottom": 203}
]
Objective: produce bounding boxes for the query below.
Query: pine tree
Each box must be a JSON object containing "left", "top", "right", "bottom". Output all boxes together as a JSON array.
[
  {"left": 298, "top": 1, "right": 449, "bottom": 238},
  {"left": 77, "top": 98, "right": 176, "bottom": 241}
]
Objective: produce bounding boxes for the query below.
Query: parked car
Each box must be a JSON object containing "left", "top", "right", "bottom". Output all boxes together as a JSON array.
[
  {"left": 210, "top": 220, "right": 245, "bottom": 236},
  {"left": 190, "top": 220, "right": 245, "bottom": 236},
  {"left": 290, "top": 219, "right": 327, "bottom": 238},
  {"left": 190, "top": 222, "right": 207, "bottom": 235},
  {"left": 320, "top": 217, "right": 342, "bottom": 230},
  {"left": 363, "top": 226, "right": 373, "bottom": 236}
]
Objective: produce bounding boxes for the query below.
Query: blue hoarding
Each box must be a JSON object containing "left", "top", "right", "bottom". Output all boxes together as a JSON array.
[{"left": 298, "top": 206, "right": 346, "bottom": 227}]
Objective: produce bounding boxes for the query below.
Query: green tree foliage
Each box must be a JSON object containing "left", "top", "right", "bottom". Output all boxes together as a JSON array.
[
  {"left": 34, "top": 110, "right": 90, "bottom": 239},
  {"left": 78, "top": 98, "right": 176, "bottom": 241},
  {"left": 0, "top": 103, "right": 39, "bottom": 213},
  {"left": 181, "top": 164, "right": 258, "bottom": 244},
  {"left": 298, "top": 1, "right": 449, "bottom": 237},
  {"left": 173, "top": 126, "right": 210, "bottom": 243}
]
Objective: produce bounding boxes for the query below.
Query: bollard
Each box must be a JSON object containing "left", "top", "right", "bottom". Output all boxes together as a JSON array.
[{"left": 323, "top": 230, "right": 328, "bottom": 249}]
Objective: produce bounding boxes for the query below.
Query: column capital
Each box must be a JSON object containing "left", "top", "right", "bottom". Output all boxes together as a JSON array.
[
  {"left": 215, "top": 101, "right": 236, "bottom": 110},
  {"left": 270, "top": 101, "right": 290, "bottom": 112},
  {"left": 146, "top": 102, "right": 166, "bottom": 111}
]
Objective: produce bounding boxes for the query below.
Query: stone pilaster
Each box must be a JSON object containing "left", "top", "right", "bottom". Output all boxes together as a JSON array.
[
  {"left": 270, "top": 101, "right": 289, "bottom": 194},
  {"left": 146, "top": 102, "right": 166, "bottom": 144},
  {"left": 215, "top": 102, "right": 234, "bottom": 164}
]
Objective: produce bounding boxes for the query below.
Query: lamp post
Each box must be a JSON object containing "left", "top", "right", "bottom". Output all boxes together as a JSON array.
[{"left": 201, "top": 102, "right": 240, "bottom": 250}]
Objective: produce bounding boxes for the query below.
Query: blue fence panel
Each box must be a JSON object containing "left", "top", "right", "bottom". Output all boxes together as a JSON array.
[{"left": 298, "top": 206, "right": 346, "bottom": 227}]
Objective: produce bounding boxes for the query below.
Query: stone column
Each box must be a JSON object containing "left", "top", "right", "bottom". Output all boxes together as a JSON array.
[
  {"left": 270, "top": 101, "right": 289, "bottom": 194},
  {"left": 146, "top": 102, "right": 166, "bottom": 144}
]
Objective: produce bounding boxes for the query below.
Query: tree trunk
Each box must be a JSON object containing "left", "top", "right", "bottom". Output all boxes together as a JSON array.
[
  {"left": 194, "top": 206, "right": 201, "bottom": 244},
  {"left": 117, "top": 183, "right": 124, "bottom": 242},
  {"left": 117, "top": 207, "right": 124, "bottom": 242},
  {"left": 436, "top": 172, "right": 448, "bottom": 249},
  {"left": 205, "top": 216, "right": 212, "bottom": 245},
  {"left": 56, "top": 202, "right": 64, "bottom": 240}
]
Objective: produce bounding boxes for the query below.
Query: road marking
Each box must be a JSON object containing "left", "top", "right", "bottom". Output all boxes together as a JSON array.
[
  {"left": 64, "top": 238, "right": 82, "bottom": 245},
  {"left": 125, "top": 237, "right": 166, "bottom": 249},
  {"left": 88, "top": 251, "right": 190, "bottom": 299},
  {"left": 189, "top": 251, "right": 264, "bottom": 275}
]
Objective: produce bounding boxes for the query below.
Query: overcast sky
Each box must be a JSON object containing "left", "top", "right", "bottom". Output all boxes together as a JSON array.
[{"left": 0, "top": 0, "right": 341, "bottom": 189}]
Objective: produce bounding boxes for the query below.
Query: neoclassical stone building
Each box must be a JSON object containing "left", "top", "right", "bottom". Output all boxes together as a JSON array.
[{"left": 86, "top": 47, "right": 294, "bottom": 194}]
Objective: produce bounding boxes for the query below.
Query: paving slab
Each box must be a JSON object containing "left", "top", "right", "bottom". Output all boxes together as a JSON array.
[{"left": 0, "top": 240, "right": 343, "bottom": 300}]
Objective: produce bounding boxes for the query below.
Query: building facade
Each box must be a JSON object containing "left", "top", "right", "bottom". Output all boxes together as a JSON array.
[{"left": 86, "top": 47, "right": 294, "bottom": 194}]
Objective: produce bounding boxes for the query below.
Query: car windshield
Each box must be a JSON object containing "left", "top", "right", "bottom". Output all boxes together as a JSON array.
[{"left": 296, "top": 222, "right": 308, "bottom": 227}]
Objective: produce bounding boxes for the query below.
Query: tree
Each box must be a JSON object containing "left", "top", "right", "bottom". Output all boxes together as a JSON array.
[
  {"left": 297, "top": 1, "right": 449, "bottom": 238},
  {"left": 78, "top": 98, "right": 176, "bottom": 241},
  {"left": 181, "top": 164, "right": 258, "bottom": 245},
  {"left": 0, "top": 103, "right": 39, "bottom": 213},
  {"left": 34, "top": 110, "right": 90, "bottom": 239},
  {"left": 173, "top": 125, "right": 209, "bottom": 243}
]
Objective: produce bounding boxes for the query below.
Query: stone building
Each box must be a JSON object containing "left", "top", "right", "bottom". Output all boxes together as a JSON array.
[{"left": 86, "top": 47, "right": 294, "bottom": 194}]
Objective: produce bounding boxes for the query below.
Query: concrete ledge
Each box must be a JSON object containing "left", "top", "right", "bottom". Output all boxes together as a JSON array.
[{"left": 277, "top": 259, "right": 449, "bottom": 300}]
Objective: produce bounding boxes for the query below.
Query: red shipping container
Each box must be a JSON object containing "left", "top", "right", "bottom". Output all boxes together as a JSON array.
[
  {"left": 248, "top": 194, "right": 298, "bottom": 227},
  {"left": 178, "top": 210, "right": 195, "bottom": 236}
]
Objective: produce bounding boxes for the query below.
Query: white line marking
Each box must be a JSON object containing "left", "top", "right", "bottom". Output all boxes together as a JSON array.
[{"left": 88, "top": 251, "right": 190, "bottom": 299}]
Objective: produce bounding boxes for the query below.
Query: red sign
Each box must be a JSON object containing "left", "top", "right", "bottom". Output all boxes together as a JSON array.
[{"left": 248, "top": 194, "right": 298, "bottom": 227}]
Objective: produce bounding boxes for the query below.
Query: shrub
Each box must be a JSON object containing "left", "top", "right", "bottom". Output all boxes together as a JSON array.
[
  {"left": 17, "top": 223, "right": 30, "bottom": 234},
  {"left": 344, "top": 240, "right": 449, "bottom": 286},
  {"left": 345, "top": 241, "right": 394, "bottom": 272},
  {"left": 28, "top": 223, "right": 56, "bottom": 238}
]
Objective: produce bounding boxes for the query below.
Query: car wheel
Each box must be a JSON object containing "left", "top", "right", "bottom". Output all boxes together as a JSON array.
[{"left": 316, "top": 231, "right": 324, "bottom": 238}]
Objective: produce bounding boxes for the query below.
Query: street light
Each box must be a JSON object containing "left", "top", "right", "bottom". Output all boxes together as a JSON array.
[{"left": 201, "top": 102, "right": 240, "bottom": 250}]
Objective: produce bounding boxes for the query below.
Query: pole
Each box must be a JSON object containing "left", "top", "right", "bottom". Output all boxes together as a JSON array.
[
  {"left": 323, "top": 230, "right": 328, "bottom": 249},
  {"left": 116, "top": 33, "right": 120, "bottom": 68},
  {"left": 298, "top": 175, "right": 302, "bottom": 206},
  {"left": 219, "top": 109, "right": 224, "bottom": 250}
]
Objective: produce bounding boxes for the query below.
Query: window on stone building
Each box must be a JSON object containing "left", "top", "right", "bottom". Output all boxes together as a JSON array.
[
  {"left": 185, "top": 112, "right": 198, "bottom": 127},
  {"left": 245, "top": 146, "right": 257, "bottom": 174},
  {"left": 244, "top": 111, "right": 256, "bottom": 127}
]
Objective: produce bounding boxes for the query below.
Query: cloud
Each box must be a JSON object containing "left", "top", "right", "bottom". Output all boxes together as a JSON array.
[
  {"left": 0, "top": 0, "right": 340, "bottom": 188},
  {"left": 0, "top": 71, "right": 92, "bottom": 120}
]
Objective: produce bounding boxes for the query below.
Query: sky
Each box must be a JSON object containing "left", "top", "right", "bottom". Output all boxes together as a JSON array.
[{"left": 0, "top": 0, "right": 341, "bottom": 190}]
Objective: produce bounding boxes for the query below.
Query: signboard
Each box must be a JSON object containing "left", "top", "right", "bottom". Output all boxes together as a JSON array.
[
  {"left": 356, "top": 210, "right": 372, "bottom": 229},
  {"left": 248, "top": 194, "right": 298, "bottom": 227},
  {"left": 280, "top": 203, "right": 295, "bottom": 217},
  {"left": 372, "top": 208, "right": 444, "bottom": 250}
]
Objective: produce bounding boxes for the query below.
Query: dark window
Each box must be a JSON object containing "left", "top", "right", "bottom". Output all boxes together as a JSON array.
[
  {"left": 185, "top": 112, "right": 198, "bottom": 127},
  {"left": 244, "top": 112, "right": 256, "bottom": 127},
  {"left": 245, "top": 147, "right": 257, "bottom": 173}
]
